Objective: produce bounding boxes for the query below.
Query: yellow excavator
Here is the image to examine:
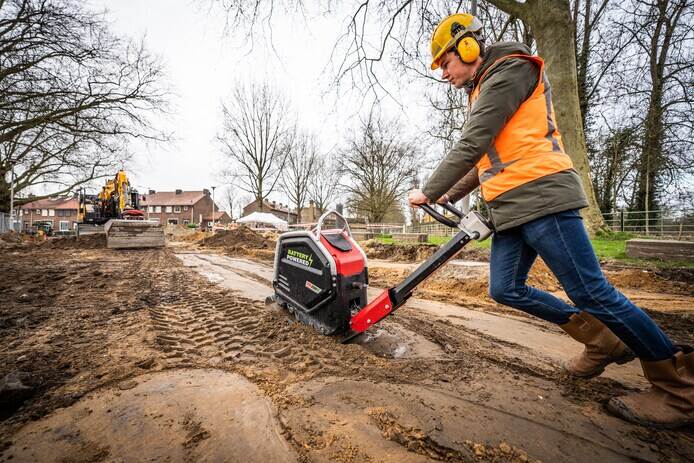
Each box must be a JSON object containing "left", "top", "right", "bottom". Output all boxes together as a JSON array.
[{"left": 78, "top": 170, "right": 164, "bottom": 249}]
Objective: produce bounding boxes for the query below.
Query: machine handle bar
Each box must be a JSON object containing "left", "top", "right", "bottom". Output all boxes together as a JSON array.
[{"left": 420, "top": 203, "right": 462, "bottom": 228}]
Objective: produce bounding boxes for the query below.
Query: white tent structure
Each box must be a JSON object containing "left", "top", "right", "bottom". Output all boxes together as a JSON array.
[{"left": 237, "top": 212, "right": 288, "bottom": 231}]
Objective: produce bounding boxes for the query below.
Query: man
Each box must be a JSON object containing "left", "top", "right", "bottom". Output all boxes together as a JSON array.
[{"left": 408, "top": 12, "right": 693, "bottom": 428}]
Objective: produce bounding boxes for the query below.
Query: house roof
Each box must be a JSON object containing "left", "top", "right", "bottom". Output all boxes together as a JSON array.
[
  {"left": 244, "top": 199, "right": 297, "bottom": 216},
  {"left": 140, "top": 191, "right": 207, "bottom": 206},
  {"left": 202, "top": 211, "right": 230, "bottom": 221},
  {"left": 20, "top": 197, "right": 79, "bottom": 210}
]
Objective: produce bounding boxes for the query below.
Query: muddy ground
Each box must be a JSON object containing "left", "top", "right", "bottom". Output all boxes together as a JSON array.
[{"left": 1, "top": 233, "right": 693, "bottom": 462}]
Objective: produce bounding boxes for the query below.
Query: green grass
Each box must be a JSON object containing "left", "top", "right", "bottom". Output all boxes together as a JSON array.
[
  {"left": 374, "top": 233, "right": 694, "bottom": 269},
  {"left": 591, "top": 238, "right": 627, "bottom": 260}
]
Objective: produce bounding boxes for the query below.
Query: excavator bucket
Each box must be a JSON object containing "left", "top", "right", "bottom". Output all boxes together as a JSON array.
[{"left": 104, "top": 219, "right": 165, "bottom": 249}]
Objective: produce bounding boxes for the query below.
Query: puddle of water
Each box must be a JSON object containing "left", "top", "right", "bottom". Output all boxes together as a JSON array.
[
  {"left": 354, "top": 324, "right": 442, "bottom": 359},
  {"left": 199, "top": 270, "right": 225, "bottom": 284}
]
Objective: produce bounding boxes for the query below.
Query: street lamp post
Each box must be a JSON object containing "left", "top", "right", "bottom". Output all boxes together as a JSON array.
[
  {"left": 211, "top": 186, "right": 216, "bottom": 232},
  {"left": 9, "top": 165, "right": 15, "bottom": 232}
]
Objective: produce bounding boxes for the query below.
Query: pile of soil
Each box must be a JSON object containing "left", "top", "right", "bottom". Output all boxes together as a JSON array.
[
  {"left": 201, "top": 227, "right": 277, "bottom": 261},
  {"left": 606, "top": 268, "right": 694, "bottom": 296},
  {"left": 164, "top": 225, "right": 197, "bottom": 241},
  {"left": 179, "top": 231, "right": 209, "bottom": 242},
  {"left": 0, "top": 232, "right": 22, "bottom": 244},
  {"left": 203, "top": 227, "right": 276, "bottom": 249},
  {"left": 45, "top": 234, "right": 107, "bottom": 249},
  {"left": 364, "top": 241, "right": 438, "bottom": 262},
  {"left": 0, "top": 232, "right": 24, "bottom": 249},
  {"left": 361, "top": 240, "right": 490, "bottom": 263},
  {"left": 524, "top": 259, "right": 694, "bottom": 297}
]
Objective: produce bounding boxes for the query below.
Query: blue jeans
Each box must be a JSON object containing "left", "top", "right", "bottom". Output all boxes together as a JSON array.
[{"left": 489, "top": 209, "right": 676, "bottom": 361}]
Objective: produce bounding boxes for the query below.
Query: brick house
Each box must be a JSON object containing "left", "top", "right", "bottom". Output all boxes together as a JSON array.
[
  {"left": 140, "top": 189, "right": 226, "bottom": 228},
  {"left": 203, "top": 210, "right": 232, "bottom": 227},
  {"left": 17, "top": 197, "right": 80, "bottom": 233},
  {"left": 242, "top": 199, "right": 298, "bottom": 224}
]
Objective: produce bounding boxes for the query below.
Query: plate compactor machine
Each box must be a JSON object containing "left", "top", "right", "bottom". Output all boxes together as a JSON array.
[{"left": 269, "top": 203, "right": 493, "bottom": 342}]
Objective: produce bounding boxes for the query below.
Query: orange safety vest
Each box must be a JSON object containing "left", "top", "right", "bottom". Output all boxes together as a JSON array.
[{"left": 470, "top": 54, "right": 574, "bottom": 202}]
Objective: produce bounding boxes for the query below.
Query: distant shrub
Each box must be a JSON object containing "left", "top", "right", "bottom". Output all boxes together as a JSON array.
[{"left": 594, "top": 229, "right": 634, "bottom": 241}]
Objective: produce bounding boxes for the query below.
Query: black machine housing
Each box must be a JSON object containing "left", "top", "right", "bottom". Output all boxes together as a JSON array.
[{"left": 272, "top": 212, "right": 368, "bottom": 335}]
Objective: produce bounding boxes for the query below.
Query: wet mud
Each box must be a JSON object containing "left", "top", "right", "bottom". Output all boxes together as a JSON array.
[{"left": 1, "top": 246, "right": 693, "bottom": 462}]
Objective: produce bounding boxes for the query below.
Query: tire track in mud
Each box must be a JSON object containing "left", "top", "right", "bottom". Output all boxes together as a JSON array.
[
  {"left": 158, "top": 252, "right": 634, "bottom": 405},
  {"left": 146, "top": 253, "right": 694, "bottom": 463},
  {"left": 147, "top": 254, "right": 453, "bottom": 396},
  {"left": 148, "top": 256, "right": 351, "bottom": 381}
]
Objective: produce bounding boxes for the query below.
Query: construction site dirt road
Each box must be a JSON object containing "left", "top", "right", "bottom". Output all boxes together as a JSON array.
[{"left": 1, "top": 232, "right": 693, "bottom": 462}]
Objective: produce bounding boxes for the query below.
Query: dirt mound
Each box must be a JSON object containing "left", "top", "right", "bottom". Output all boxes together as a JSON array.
[
  {"left": 179, "top": 230, "right": 209, "bottom": 242},
  {"left": 0, "top": 232, "right": 22, "bottom": 244},
  {"left": 164, "top": 225, "right": 197, "bottom": 241},
  {"left": 46, "top": 234, "right": 107, "bottom": 249},
  {"left": 529, "top": 259, "right": 693, "bottom": 296},
  {"left": 362, "top": 241, "right": 438, "bottom": 262},
  {"left": 361, "top": 240, "right": 490, "bottom": 263},
  {"left": 606, "top": 268, "right": 694, "bottom": 296},
  {"left": 0, "top": 232, "right": 25, "bottom": 250},
  {"left": 203, "top": 227, "right": 276, "bottom": 249},
  {"left": 200, "top": 227, "right": 277, "bottom": 261}
]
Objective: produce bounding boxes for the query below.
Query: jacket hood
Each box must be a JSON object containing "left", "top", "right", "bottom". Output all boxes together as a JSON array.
[{"left": 473, "top": 41, "right": 533, "bottom": 87}]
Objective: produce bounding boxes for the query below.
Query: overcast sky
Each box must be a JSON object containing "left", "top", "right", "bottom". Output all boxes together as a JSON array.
[{"left": 85, "top": 0, "right": 434, "bottom": 209}]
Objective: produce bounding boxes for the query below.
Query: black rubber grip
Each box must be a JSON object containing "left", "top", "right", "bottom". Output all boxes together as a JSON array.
[
  {"left": 420, "top": 204, "right": 459, "bottom": 228},
  {"left": 441, "top": 202, "right": 467, "bottom": 219}
]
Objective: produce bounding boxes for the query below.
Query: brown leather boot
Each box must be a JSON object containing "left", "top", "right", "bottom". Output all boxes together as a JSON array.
[
  {"left": 560, "top": 312, "right": 635, "bottom": 378},
  {"left": 607, "top": 346, "right": 694, "bottom": 429}
]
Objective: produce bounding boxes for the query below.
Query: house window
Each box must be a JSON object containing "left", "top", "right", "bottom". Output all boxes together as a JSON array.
[
  {"left": 165, "top": 206, "right": 172, "bottom": 213},
  {"left": 174, "top": 206, "right": 181, "bottom": 213},
  {"left": 59, "top": 221, "right": 69, "bottom": 231},
  {"left": 42, "top": 209, "right": 48, "bottom": 216},
  {"left": 155, "top": 206, "right": 161, "bottom": 213},
  {"left": 167, "top": 218, "right": 178, "bottom": 225},
  {"left": 183, "top": 206, "right": 189, "bottom": 211},
  {"left": 49, "top": 209, "right": 55, "bottom": 216},
  {"left": 148, "top": 206, "right": 154, "bottom": 213}
]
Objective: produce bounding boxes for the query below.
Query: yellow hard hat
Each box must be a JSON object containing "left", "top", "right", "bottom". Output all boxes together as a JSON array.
[{"left": 430, "top": 13, "right": 483, "bottom": 70}]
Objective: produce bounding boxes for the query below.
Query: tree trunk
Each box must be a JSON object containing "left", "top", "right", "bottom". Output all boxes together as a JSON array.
[
  {"left": 634, "top": 83, "right": 663, "bottom": 213},
  {"left": 488, "top": 0, "right": 606, "bottom": 233},
  {"left": 0, "top": 169, "right": 10, "bottom": 212},
  {"left": 575, "top": 0, "right": 592, "bottom": 133}
]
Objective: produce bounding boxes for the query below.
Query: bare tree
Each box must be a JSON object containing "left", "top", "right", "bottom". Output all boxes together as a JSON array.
[
  {"left": 614, "top": 0, "right": 694, "bottom": 213},
  {"left": 339, "top": 114, "right": 418, "bottom": 222},
  {"left": 223, "top": 185, "right": 239, "bottom": 219},
  {"left": 0, "top": 0, "right": 169, "bottom": 211},
  {"left": 281, "top": 133, "right": 318, "bottom": 222},
  {"left": 308, "top": 154, "right": 340, "bottom": 215},
  {"left": 218, "top": 83, "right": 293, "bottom": 211},
  {"left": 589, "top": 123, "right": 640, "bottom": 212},
  {"left": 572, "top": 0, "right": 610, "bottom": 133}
]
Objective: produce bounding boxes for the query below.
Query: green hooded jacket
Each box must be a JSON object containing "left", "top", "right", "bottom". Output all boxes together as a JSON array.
[{"left": 422, "top": 42, "right": 588, "bottom": 231}]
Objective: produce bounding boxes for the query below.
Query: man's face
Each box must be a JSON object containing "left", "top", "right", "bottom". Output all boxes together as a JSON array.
[{"left": 440, "top": 51, "right": 477, "bottom": 89}]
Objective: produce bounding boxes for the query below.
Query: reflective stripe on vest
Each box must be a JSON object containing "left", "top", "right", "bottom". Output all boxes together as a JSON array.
[{"left": 471, "top": 54, "right": 574, "bottom": 202}]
